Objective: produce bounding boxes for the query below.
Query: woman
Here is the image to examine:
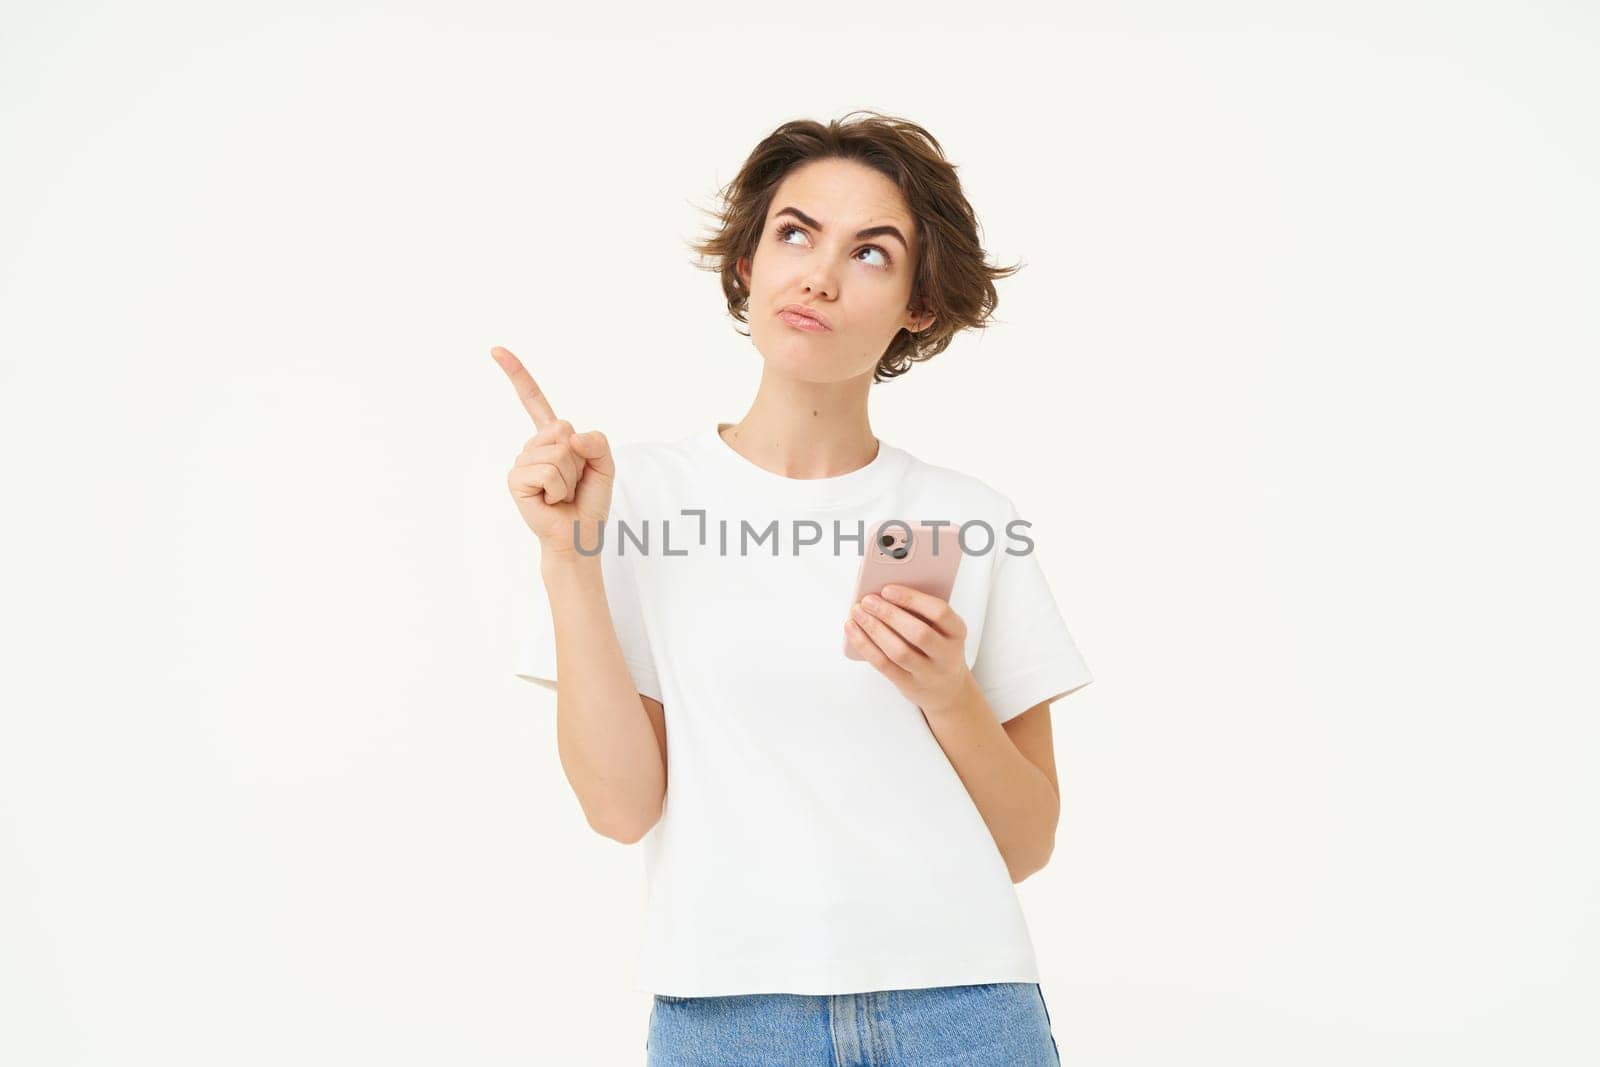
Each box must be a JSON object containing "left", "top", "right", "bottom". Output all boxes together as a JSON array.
[{"left": 495, "top": 111, "right": 1092, "bottom": 1065}]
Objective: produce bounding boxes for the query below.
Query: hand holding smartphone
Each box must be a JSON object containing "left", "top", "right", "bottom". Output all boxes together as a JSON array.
[{"left": 844, "top": 520, "right": 962, "bottom": 660}]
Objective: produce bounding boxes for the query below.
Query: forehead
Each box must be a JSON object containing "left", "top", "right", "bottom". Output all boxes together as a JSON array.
[{"left": 768, "top": 158, "right": 913, "bottom": 231}]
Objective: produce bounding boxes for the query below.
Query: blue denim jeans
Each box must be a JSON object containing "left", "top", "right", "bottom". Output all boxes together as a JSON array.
[{"left": 646, "top": 980, "right": 1061, "bottom": 1065}]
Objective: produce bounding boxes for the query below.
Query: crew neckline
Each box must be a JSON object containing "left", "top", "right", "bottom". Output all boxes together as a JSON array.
[{"left": 697, "top": 421, "right": 910, "bottom": 510}]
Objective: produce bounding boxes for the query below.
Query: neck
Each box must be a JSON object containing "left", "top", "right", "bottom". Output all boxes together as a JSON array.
[{"left": 719, "top": 366, "right": 878, "bottom": 479}]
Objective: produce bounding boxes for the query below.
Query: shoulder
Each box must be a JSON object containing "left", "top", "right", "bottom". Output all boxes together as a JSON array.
[
  {"left": 608, "top": 433, "right": 697, "bottom": 469},
  {"left": 606, "top": 434, "right": 700, "bottom": 505},
  {"left": 894, "top": 448, "right": 1052, "bottom": 576},
  {"left": 897, "top": 447, "right": 1018, "bottom": 523}
]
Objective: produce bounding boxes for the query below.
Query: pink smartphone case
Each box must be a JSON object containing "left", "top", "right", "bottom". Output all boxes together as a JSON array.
[{"left": 844, "top": 520, "right": 963, "bottom": 660}]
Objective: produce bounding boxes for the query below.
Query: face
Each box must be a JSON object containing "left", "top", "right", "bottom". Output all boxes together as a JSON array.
[{"left": 736, "top": 157, "right": 935, "bottom": 383}]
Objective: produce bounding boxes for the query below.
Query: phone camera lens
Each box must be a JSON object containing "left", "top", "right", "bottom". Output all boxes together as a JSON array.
[
  {"left": 879, "top": 534, "right": 894, "bottom": 547},
  {"left": 891, "top": 546, "right": 908, "bottom": 560}
]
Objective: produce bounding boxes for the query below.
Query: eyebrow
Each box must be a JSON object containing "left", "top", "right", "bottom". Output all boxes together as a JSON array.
[{"left": 772, "top": 205, "right": 909, "bottom": 253}]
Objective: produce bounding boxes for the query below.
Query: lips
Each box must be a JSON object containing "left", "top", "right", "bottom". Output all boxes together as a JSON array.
[{"left": 778, "top": 304, "right": 831, "bottom": 329}]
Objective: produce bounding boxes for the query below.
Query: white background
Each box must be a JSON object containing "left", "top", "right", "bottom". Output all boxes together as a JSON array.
[{"left": 3, "top": 3, "right": 1595, "bottom": 1064}]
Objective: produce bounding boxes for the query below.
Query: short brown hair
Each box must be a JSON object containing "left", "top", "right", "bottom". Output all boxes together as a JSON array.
[{"left": 687, "top": 109, "right": 1022, "bottom": 384}]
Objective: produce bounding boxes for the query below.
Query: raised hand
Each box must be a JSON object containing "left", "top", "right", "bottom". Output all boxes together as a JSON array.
[{"left": 493, "top": 345, "right": 615, "bottom": 557}]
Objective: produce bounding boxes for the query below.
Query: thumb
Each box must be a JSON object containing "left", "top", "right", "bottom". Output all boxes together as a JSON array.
[{"left": 568, "top": 429, "right": 616, "bottom": 478}]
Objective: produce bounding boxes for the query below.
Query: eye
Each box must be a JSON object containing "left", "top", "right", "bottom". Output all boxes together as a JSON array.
[{"left": 773, "top": 222, "right": 894, "bottom": 269}]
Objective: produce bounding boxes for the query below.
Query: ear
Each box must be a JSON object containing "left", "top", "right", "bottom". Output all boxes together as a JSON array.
[
  {"left": 736, "top": 255, "right": 750, "bottom": 288},
  {"left": 908, "top": 308, "right": 935, "bottom": 333}
]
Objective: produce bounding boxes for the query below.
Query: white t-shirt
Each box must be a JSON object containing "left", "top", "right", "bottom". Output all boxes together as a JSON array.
[{"left": 513, "top": 422, "right": 1094, "bottom": 996}]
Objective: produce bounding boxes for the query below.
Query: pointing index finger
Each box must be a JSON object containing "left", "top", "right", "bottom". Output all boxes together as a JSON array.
[{"left": 490, "top": 345, "right": 559, "bottom": 429}]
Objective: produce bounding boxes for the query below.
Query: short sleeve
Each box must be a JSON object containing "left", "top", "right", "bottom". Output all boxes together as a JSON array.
[
  {"left": 970, "top": 498, "right": 1094, "bottom": 724},
  {"left": 512, "top": 482, "right": 663, "bottom": 703}
]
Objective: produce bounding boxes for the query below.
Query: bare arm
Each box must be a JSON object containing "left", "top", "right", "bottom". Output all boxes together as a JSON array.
[
  {"left": 492, "top": 344, "right": 666, "bottom": 845},
  {"left": 922, "top": 679, "right": 1060, "bottom": 882},
  {"left": 541, "top": 551, "right": 668, "bottom": 843}
]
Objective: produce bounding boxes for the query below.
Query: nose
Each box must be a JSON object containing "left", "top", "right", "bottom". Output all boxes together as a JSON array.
[{"left": 801, "top": 266, "right": 836, "bottom": 302}]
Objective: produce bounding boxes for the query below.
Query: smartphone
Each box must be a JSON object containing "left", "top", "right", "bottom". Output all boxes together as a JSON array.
[{"left": 844, "top": 520, "right": 963, "bottom": 660}]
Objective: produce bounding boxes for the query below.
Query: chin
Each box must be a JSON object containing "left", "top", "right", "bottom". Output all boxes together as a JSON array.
[{"left": 759, "top": 344, "right": 861, "bottom": 383}]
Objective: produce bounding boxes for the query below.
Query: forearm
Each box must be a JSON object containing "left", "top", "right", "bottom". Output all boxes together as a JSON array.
[
  {"left": 922, "top": 673, "right": 1059, "bottom": 881},
  {"left": 540, "top": 551, "right": 665, "bottom": 841}
]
